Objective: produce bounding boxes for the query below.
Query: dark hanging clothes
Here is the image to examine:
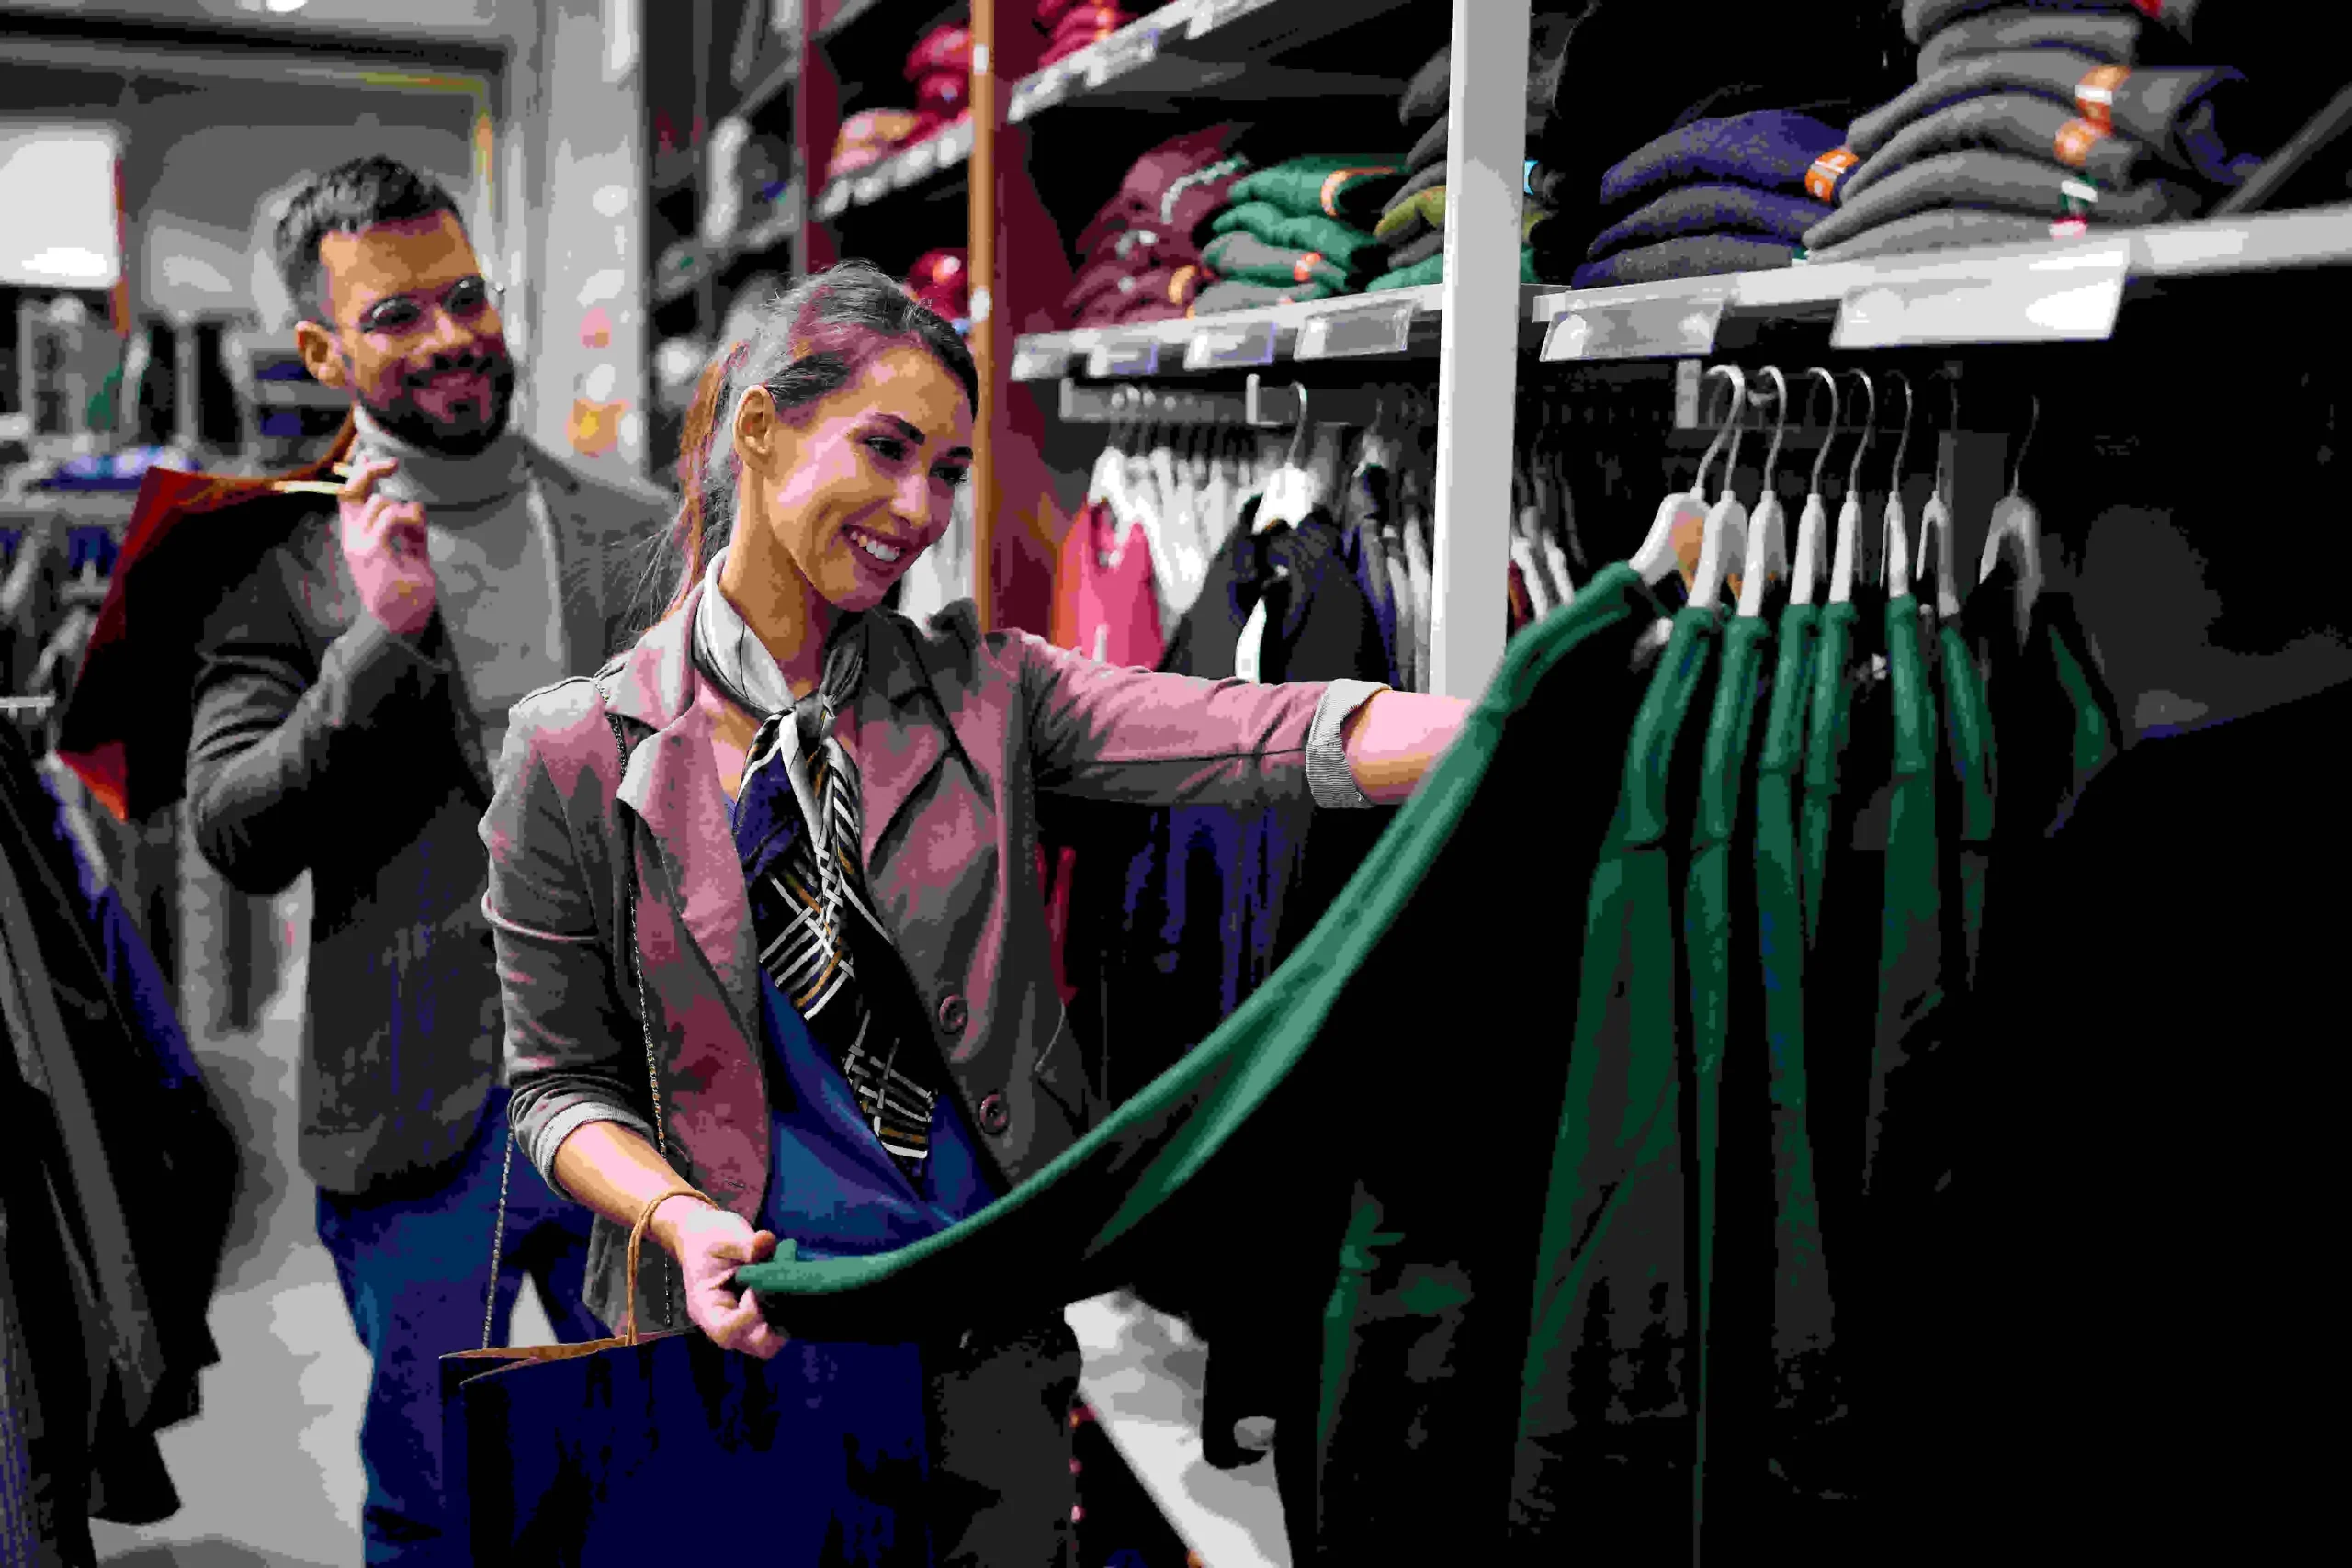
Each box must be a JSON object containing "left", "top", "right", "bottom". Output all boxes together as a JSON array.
[
  {"left": 0, "top": 722, "right": 240, "bottom": 1561},
  {"left": 1061, "top": 502, "right": 1396, "bottom": 1109},
  {"left": 739, "top": 564, "right": 1679, "bottom": 1566},
  {"left": 1059, "top": 502, "right": 1396, "bottom": 1491},
  {"left": 1855, "top": 668, "right": 2346, "bottom": 1561}
]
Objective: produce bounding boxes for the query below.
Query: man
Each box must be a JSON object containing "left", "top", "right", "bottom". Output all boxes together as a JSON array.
[{"left": 184, "top": 156, "right": 666, "bottom": 1563}]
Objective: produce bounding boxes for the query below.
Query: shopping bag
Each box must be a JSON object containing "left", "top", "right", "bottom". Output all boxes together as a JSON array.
[{"left": 439, "top": 1203, "right": 933, "bottom": 1565}]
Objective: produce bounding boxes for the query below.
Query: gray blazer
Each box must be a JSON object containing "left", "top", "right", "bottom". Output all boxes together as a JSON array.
[
  {"left": 186, "top": 444, "right": 666, "bottom": 1197},
  {"left": 481, "top": 581, "right": 1382, "bottom": 1334}
]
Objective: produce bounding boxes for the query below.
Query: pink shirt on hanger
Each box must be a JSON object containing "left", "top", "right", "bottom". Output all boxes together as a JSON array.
[{"left": 1056, "top": 499, "right": 1167, "bottom": 670}]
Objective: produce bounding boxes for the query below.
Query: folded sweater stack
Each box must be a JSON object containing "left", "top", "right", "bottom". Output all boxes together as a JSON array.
[
  {"left": 1805, "top": 0, "right": 2290, "bottom": 262},
  {"left": 1540, "top": 109, "right": 1854, "bottom": 289},
  {"left": 1367, "top": 43, "right": 1544, "bottom": 293},
  {"left": 1191, "top": 155, "right": 1407, "bottom": 314},
  {"left": 1061, "top": 125, "right": 1250, "bottom": 328}
]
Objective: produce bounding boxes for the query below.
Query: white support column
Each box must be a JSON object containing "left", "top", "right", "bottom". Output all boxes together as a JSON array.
[{"left": 1429, "top": 0, "right": 1531, "bottom": 701}]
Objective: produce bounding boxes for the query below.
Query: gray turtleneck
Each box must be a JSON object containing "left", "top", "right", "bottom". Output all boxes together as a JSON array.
[{"left": 351, "top": 404, "right": 568, "bottom": 763}]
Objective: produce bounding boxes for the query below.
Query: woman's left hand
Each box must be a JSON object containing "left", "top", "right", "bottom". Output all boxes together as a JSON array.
[{"left": 662, "top": 1199, "right": 788, "bottom": 1359}]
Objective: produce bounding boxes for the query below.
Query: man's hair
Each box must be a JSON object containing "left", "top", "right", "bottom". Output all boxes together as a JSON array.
[{"left": 272, "top": 156, "right": 467, "bottom": 325}]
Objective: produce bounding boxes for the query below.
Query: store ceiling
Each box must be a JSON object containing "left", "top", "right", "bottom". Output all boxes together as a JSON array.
[{"left": 0, "top": 0, "right": 530, "bottom": 53}]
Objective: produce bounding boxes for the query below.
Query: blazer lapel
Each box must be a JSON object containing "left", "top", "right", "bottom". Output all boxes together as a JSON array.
[
  {"left": 839, "top": 614, "right": 949, "bottom": 880},
  {"left": 606, "top": 589, "right": 763, "bottom": 1055}
]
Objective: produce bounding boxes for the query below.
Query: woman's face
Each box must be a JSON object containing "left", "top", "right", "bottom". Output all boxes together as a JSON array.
[{"left": 736, "top": 343, "right": 975, "bottom": 615}]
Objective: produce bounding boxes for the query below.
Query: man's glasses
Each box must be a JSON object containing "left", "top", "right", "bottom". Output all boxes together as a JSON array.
[{"left": 354, "top": 276, "right": 502, "bottom": 339}]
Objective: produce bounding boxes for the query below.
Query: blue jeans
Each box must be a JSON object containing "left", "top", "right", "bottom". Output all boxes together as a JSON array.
[{"left": 315, "top": 1089, "right": 602, "bottom": 1565}]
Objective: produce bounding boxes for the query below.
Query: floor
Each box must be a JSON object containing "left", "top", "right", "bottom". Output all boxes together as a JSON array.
[{"left": 86, "top": 851, "right": 1287, "bottom": 1567}]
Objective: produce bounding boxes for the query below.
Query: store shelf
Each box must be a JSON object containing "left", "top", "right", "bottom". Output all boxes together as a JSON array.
[
  {"left": 811, "top": 118, "right": 974, "bottom": 221},
  {"left": 1012, "top": 283, "right": 1550, "bottom": 383},
  {"left": 1526, "top": 204, "right": 2352, "bottom": 362},
  {"left": 731, "top": 35, "right": 801, "bottom": 126},
  {"left": 1006, "top": 0, "right": 1419, "bottom": 123}
]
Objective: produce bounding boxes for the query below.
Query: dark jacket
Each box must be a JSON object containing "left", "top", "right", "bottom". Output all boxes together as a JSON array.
[{"left": 184, "top": 444, "right": 662, "bottom": 1197}]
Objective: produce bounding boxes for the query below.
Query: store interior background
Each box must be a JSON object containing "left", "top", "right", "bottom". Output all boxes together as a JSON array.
[{"left": 3, "top": 4, "right": 1266, "bottom": 1565}]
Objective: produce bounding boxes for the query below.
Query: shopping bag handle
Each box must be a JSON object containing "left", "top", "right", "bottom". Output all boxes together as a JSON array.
[{"left": 620, "top": 1185, "right": 714, "bottom": 1345}]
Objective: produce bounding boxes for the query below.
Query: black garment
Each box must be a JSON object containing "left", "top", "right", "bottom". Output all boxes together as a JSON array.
[
  {"left": 1849, "top": 55, "right": 2268, "bottom": 186},
  {"left": 0, "top": 722, "right": 240, "bottom": 1562},
  {"left": 1860, "top": 670, "right": 2347, "bottom": 1561},
  {"left": 1802, "top": 151, "right": 2204, "bottom": 253},
  {"left": 1917, "top": 8, "right": 2147, "bottom": 75},
  {"left": 1052, "top": 502, "right": 1393, "bottom": 1519}
]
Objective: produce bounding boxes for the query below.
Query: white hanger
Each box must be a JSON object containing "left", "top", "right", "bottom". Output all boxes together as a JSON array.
[
  {"left": 1917, "top": 374, "right": 1963, "bottom": 622},
  {"left": 1736, "top": 367, "right": 1794, "bottom": 620},
  {"left": 1255, "top": 381, "right": 1315, "bottom": 534},
  {"left": 1086, "top": 389, "right": 1143, "bottom": 541},
  {"left": 1688, "top": 367, "right": 1752, "bottom": 614},
  {"left": 1882, "top": 372, "right": 1918, "bottom": 601},
  {"left": 1787, "top": 367, "right": 1847, "bottom": 610},
  {"left": 1829, "top": 368, "right": 1889, "bottom": 607},
  {"left": 1978, "top": 391, "right": 2046, "bottom": 638},
  {"left": 1631, "top": 365, "right": 1739, "bottom": 588}
]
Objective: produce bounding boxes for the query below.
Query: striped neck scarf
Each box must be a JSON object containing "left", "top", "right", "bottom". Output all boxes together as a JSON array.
[{"left": 693, "top": 552, "right": 942, "bottom": 1176}]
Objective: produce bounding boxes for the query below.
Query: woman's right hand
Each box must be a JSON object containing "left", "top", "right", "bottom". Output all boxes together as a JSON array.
[{"left": 659, "top": 1197, "right": 789, "bottom": 1359}]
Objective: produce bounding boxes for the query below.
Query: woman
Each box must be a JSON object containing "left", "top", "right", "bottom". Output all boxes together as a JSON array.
[{"left": 480, "top": 259, "right": 1470, "bottom": 1562}]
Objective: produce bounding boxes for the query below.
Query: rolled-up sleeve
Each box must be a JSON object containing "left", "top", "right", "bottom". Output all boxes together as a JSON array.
[
  {"left": 479, "top": 703, "right": 658, "bottom": 1198},
  {"left": 1007, "top": 623, "right": 1390, "bottom": 810}
]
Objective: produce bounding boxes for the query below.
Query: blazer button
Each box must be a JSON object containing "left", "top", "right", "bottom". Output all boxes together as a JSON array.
[
  {"left": 937, "top": 993, "right": 970, "bottom": 1034},
  {"left": 977, "top": 1092, "right": 1010, "bottom": 1136}
]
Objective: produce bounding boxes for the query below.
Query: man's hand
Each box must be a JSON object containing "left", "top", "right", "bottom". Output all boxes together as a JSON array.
[
  {"left": 338, "top": 456, "right": 437, "bottom": 637},
  {"left": 656, "top": 1196, "right": 788, "bottom": 1360}
]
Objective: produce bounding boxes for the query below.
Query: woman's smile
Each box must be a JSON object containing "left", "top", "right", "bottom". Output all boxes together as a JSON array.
[{"left": 843, "top": 520, "right": 910, "bottom": 567}]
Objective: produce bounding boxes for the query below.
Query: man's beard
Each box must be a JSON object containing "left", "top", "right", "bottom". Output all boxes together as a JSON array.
[{"left": 359, "top": 351, "right": 518, "bottom": 457}]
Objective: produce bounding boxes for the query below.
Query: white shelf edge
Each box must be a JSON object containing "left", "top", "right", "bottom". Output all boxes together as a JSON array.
[
  {"left": 1528, "top": 204, "right": 2352, "bottom": 333},
  {"left": 1012, "top": 285, "right": 1561, "bottom": 382}
]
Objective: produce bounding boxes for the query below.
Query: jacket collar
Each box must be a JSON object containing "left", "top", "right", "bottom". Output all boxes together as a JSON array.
[{"left": 605, "top": 576, "right": 947, "bottom": 933}]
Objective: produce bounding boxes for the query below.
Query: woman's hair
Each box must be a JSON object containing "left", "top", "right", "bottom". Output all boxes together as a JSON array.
[{"left": 631, "top": 258, "right": 979, "bottom": 631}]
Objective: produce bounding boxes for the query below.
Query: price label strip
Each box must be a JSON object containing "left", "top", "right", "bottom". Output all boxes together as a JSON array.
[
  {"left": 935, "top": 120, "right": 975, "bottom": 168},
  {"left": 1087, "top": 336, "right": 1163, "bottom": 378},
  {"left": 1832, "top": 239, "right": 2131, "bottom": 349},
  {"left": 817, "top": 182, "right": 853, "bottom": 221},
  {"left": 1011, "top": 342, "right": 1077, "bottom": 382},
  {"left": 1189, "top": 0, "right": 1278, "bottom": 40},
  {"left": 1540, "top": 291, "right": 1729, "bottom": 363},
  {"left": 893, "top": 142, "right": 938, "bottom": 189},
  {"left": 1087, "top": 22, "right": 1162, "bottom": 87},
  {"left": 1182, "top": 319, "right": 1278, "bottom": 371},
  {"left": 1295, "top": 300, "right": 1418, "bottom": 361},
  {"left": 852, "top": 173, "right": 888, "bottom": 208},
  {"left": 1011, "top": 63, "right": 1071, "bottom": 123}
]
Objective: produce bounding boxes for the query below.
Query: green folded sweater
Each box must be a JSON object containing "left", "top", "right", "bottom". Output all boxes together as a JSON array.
[
  {"left": 1374, "top": 186, "right": 1447, "bottom": 243},
  {"left": 1226, "top": 158, "right": 1408, "bottom": 224},
  {"left": 1207, "top": 203, "right": 1387, "bottom": 273},
  {"left": 1202, "top": 231, "right": 1358, "bottom": 293}
]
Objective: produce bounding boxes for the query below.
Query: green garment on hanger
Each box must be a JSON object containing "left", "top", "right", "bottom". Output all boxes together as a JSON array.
[
  {"left": 733, "top": 565, "right": 1673, "bottom": 1559},
  {"left": 1747, "top": 599, "right": 1848, "bottom": 1510},
  {"left": 1206, "top": 204, "right": 1389, "bottom": 273},
  {"left": 1934, "top": 607, "right": 1996, "bottom": 990},
  {"left": 1680, "top": 611, "right": 1772, "bottom": 1547},
  {"left": 1200, "top": 231, "right": 1357, "bottom": 293},
  {"left": 1512, "top": 603, "right": 1720, "bottom": 1550},
  {"left": 1868, "top": 593, "right": 1943, "bottom": 1201},
  {"left": 1797, "top": 598, "right": 1860, "bottom": 951},
  {"left": 1225, "top": 158, "right": 1408, "bottom": 225}
]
